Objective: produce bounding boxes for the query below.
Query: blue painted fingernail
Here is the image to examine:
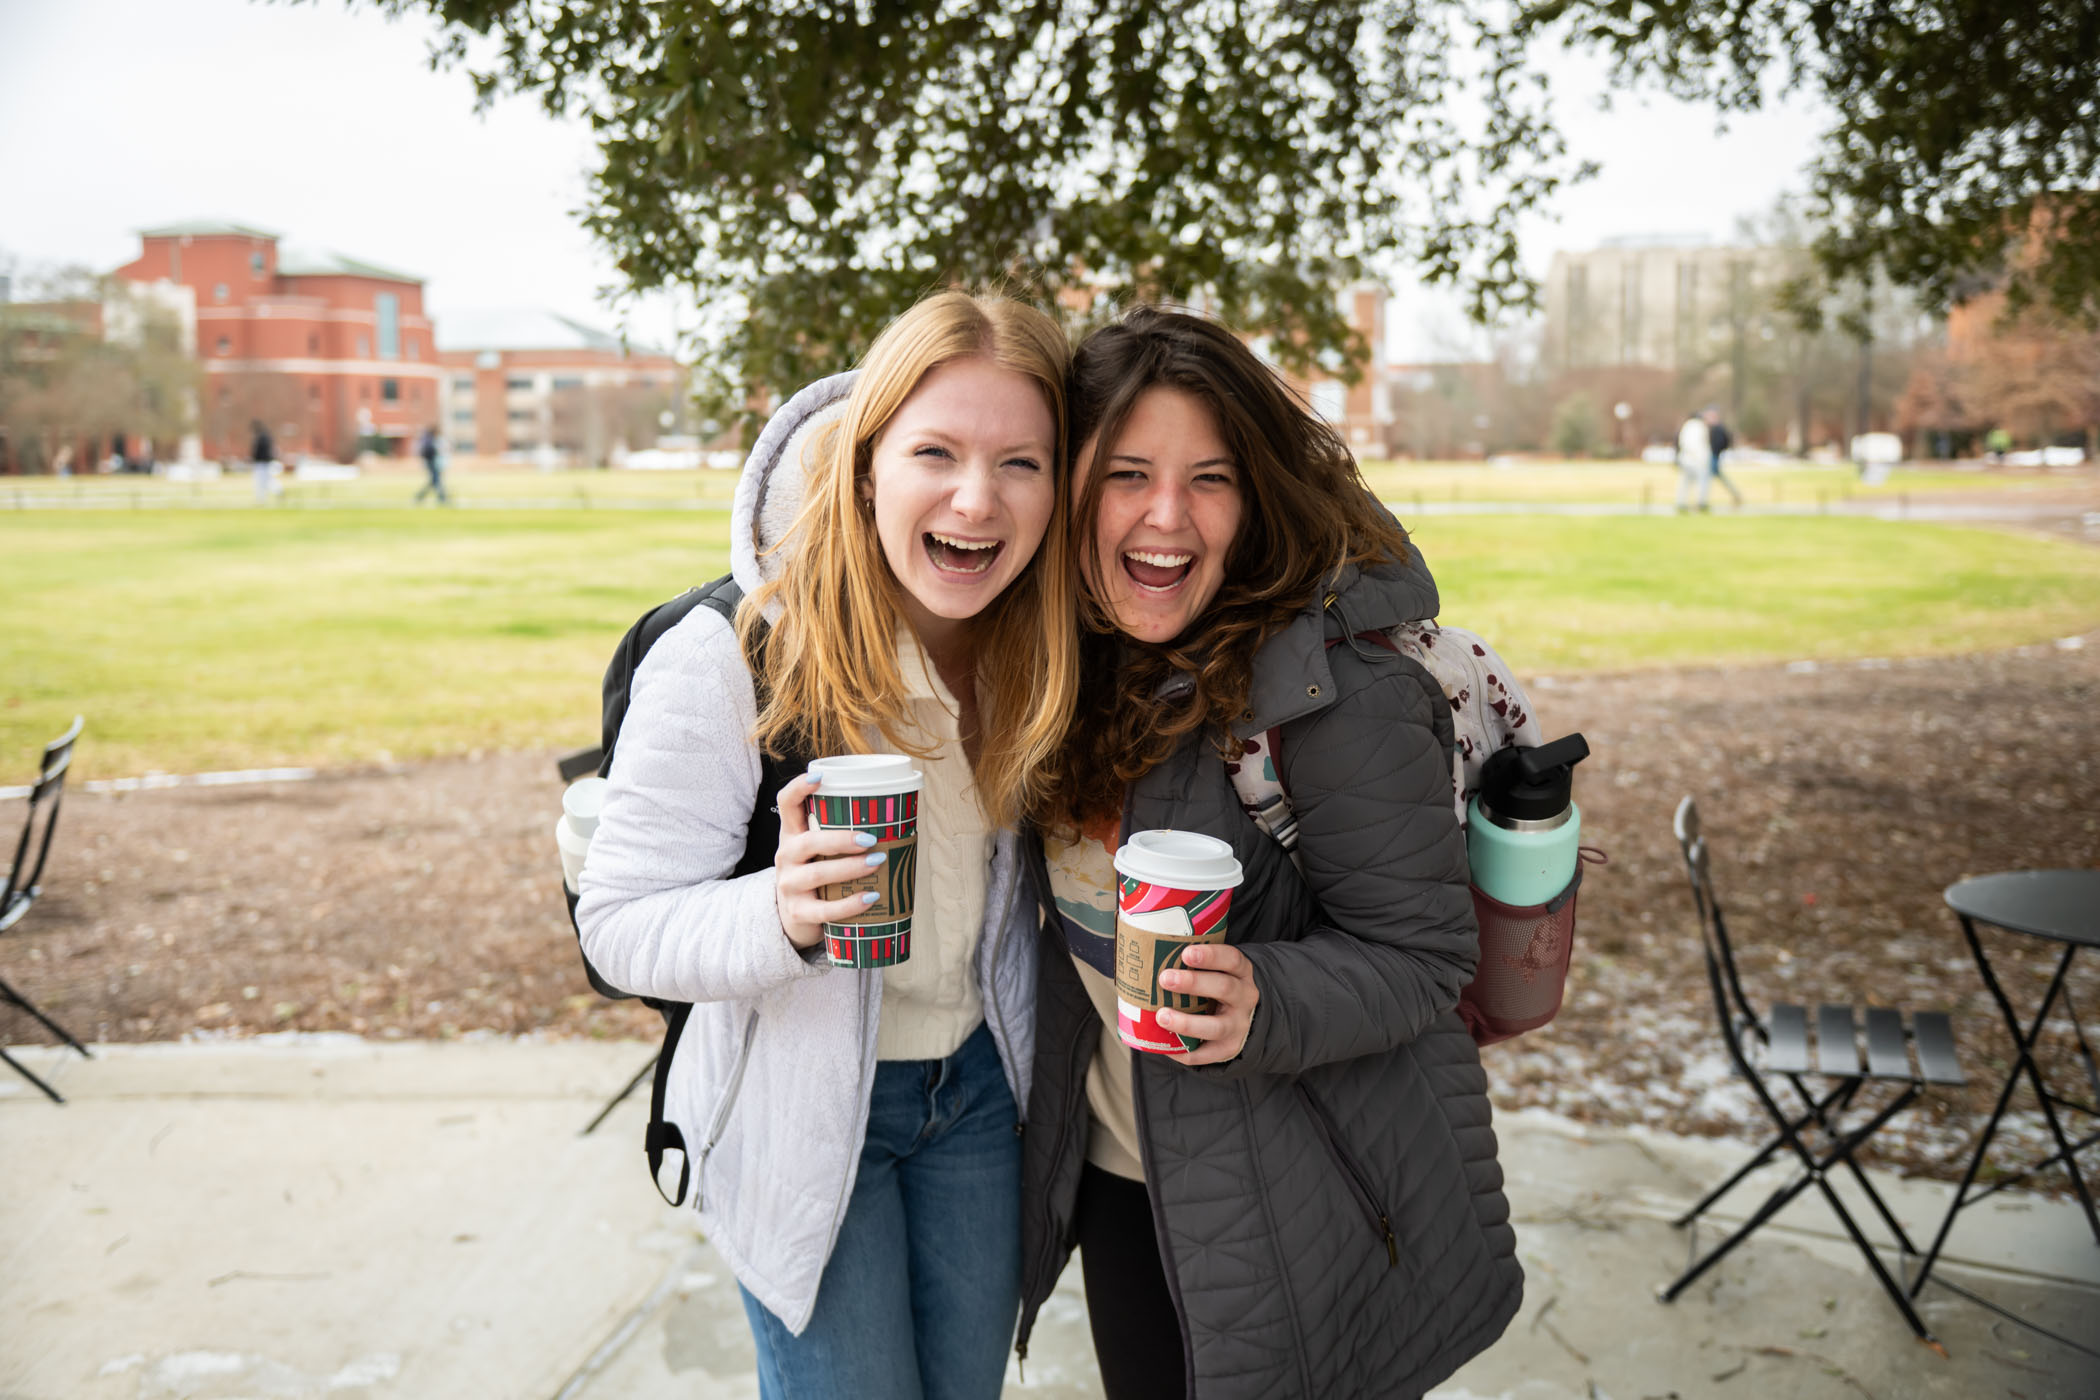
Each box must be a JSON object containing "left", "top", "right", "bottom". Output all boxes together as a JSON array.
[
  {"left": 861, "top": 891, "right": 881, "bottom": 904},
  {"left": 854, "top": 832, "right": 878, "bottom": 848},
  {"left": 865, "top": 851, "right": 888, "bottom": 866}
]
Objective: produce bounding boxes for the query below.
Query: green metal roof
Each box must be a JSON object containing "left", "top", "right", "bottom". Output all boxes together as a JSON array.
[
  {"left": 275, "top": 247, "right": 423, "bottom": 284},
  {"left": 138, "top": 219, "right": 281, "bottom": 240}
]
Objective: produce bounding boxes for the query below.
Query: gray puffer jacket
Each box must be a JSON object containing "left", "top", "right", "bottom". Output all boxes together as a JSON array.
[{"left": 1017, "top": 546, "right": 1522, "bottom": 1399}]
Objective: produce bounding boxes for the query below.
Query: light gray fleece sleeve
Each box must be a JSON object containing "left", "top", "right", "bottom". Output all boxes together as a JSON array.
[
  {"left": 1223, "top": 655, "right": 1478, "bottom": 1077},
  {"left": 575, "top": 607, "right": 830, "bottom": 1003}
]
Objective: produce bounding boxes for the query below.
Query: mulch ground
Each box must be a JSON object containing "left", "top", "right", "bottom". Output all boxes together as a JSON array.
[{"left": 5, "top": 634, "right": 2096, "bottom": 1187}]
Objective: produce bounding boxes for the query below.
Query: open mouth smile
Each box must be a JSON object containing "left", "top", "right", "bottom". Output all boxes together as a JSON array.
[
  {"left": 924, "top": 531, "right": 1005, "bottom": 576},
  {"left": 1121, "top": 549, "right": 1195, "bottom": 592}
]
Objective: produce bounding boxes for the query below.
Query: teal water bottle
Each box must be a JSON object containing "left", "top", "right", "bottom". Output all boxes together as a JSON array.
[{"left": 1466, "top": 734, "right": 1591, "bottom": 907}]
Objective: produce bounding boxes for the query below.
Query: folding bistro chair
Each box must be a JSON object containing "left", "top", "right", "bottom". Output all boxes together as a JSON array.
[
  {"left": 1663, "top": 797, "right": 1965, "bottom": 1348},
  {"left": 2, "top": 716, "right": 93, "bottom": 1103}
]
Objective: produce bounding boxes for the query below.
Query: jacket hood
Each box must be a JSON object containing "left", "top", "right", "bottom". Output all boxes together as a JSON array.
[
  {"left": 728, "top": 371, "right": 858, "bottom": 619},
  {"left": 1236, "top": 535, "right": 1440, "bottom": 739}
]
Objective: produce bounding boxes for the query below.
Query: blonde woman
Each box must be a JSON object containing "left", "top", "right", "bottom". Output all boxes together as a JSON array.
[{"left": 578, "top": 291, "right": 1078, "bottom": 1398}]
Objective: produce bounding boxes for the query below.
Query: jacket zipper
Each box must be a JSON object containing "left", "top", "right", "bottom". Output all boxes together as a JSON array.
[
  {"left": 1293, "top": 1082, "right": 1398, "bottom": 1268},
  {"left": 694, "top": 1008, "right": 760, "bottom": 1212},
  {"left": 1133, "top": 1056, "right": 1201, "bottom": 1399}
]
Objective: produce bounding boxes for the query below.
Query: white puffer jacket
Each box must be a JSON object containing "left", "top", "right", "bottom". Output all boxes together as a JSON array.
[{"left": 575, "top": 372, "right": 1038, "bottom": 1333}]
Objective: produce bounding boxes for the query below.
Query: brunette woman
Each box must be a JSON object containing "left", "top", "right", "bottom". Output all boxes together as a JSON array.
[
  {"left": 580, "top": 291, "right": 1078, "bottom": 1399},
  {"left": 1017, "top": 307, "right": 1521, "bottom": 1399}
]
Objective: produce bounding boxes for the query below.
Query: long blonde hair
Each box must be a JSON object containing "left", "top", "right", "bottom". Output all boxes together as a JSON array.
[{"left": 742, "top": 290, "right": 1079, "bottom": 826}]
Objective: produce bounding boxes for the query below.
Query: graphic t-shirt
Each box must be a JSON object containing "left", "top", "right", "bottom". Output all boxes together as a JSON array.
[{"left": 1043, "top": 805, "right": 1146, "bottom": 1181}]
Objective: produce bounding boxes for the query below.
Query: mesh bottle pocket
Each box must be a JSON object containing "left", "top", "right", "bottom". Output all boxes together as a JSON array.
[{"left": 1458, "top": 866, "right": 1582, "bottom": 1047}]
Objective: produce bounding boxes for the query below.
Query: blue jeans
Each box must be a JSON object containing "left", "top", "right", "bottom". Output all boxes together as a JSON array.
[{"left": 739, "top": 1021, "right": 1020, "bottom": 1400}]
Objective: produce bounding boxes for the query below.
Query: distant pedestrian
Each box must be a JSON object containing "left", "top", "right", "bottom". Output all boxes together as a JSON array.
[
  {"left": 1675, "top": 409, "right": 1711, "bottom": 512},
  {"left": 414, "top": 425, "right": 449, "bottom": 505},
  {"left": 250, "top": 420, "right": 276, "bottom": 505},
  {"left": 1703, "top": 408, "right": 1744, "bottom": 508}
]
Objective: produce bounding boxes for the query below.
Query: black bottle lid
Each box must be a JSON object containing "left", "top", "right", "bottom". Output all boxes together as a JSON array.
[{"left": 1478, "top": 733, "right": 1591, "bottom": 823}]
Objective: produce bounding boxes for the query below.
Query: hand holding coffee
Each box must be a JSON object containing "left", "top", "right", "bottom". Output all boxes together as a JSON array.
[
  {"left": 1112, "top": 830, "right": 1245, "bottom": 1054},
  {"left": 805, "top": 754, "right": 922, "bottom": 968}
]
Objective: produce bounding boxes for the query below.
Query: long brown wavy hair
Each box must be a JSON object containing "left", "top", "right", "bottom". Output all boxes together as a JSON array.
[
  {"left": 1039, "top": 305, "right": 1411, "bottom": 829},
  {"left": 740, "top": 290, "right": 1079, "bottom": 828}
]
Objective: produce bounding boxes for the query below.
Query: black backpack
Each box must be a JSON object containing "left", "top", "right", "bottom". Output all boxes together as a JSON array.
[{"left": 560, "top": 572, "right": 810, "bottom": 1204}]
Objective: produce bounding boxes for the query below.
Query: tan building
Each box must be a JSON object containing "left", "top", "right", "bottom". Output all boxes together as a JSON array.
[
  {"left": 436, "top": 309, "right": 685, "bottom": 466},
  {"left": 1543, "top": 237, "right": 1786, "bottom": 374}
]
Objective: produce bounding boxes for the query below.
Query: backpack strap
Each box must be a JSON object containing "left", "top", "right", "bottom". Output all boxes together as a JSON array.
[{"left": 646, "top": 1003, "right": 694, "bottom": 1205}]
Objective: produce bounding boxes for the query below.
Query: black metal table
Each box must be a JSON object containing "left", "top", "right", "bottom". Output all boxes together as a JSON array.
[{"left": 1910, "top": 869, "right": 2100, "bottom": 1297}]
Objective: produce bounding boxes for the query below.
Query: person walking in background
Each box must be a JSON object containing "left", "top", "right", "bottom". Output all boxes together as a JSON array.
[
  {"left": 1704, "top": 408, "right": 1744, "bottom": 508},
  {"left": 250, "top": 420, "right": 276, "bottom": 505},
  {"left": 1675, "top": 408, "right": 1711, "bottom": 513},
  {"left": 414, "top": 425, "right": 449, "bottom": 505}
]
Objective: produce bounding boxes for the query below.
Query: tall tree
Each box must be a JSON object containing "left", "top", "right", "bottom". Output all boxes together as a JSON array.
[
  {"left": 353, "top": 0, "right": 1582, "bottom": 408},
  {"left": 1525, "top": 0, "right": 2100, "bottom": 323}
]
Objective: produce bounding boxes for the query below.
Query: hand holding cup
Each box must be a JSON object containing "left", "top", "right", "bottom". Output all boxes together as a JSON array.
[
  {"left": 1157, "top": 942, "right": 1260, "bottom": 1065},
  {"left": 773, "top": 772, "right": 887, "bottom": 951}
]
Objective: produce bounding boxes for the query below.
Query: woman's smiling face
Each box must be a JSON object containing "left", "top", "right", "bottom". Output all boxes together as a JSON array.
[
  {"left": 862, "top": 355, "right": 1057, "bottom": 649},
  {"left": 1084, "top": 386, "right": 1243, "bottom": 644}
]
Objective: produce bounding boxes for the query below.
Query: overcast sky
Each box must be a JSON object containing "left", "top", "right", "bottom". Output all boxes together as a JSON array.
[{"left": 0, "top": 0, "right": 1830, "bottom": 363}]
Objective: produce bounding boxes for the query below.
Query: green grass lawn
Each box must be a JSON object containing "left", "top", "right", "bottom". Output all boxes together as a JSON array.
[
  {"left": 3, "top": 458, "right": 2072, "bottom": 513},
  {"left": 1358, "top": 459, "right": 2072, "bottom": 508},
  {"left": 5, "top": 510, "right": 2098, "bottom": 779},
  {"left": 0, "top": 465, "right": 743, "bottom": 511}
]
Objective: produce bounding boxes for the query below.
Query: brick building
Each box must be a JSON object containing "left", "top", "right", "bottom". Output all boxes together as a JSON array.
[
  {"left": 113, "top": 220, "right": 440, "bottom": 461},
  {"left": 437, "top": 309, "right": 685, "bottom": 466}
]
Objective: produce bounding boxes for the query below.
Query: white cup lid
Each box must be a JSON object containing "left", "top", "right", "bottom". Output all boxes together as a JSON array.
[
  {"left": 562, "top": 776, "right": 609, "bottom": 837},
  {"left": 1113, "top": 829, "right": 1244, "bottom": 891},
  {"left": 808, "top": 753, "right": 923, "bottom": 797}
]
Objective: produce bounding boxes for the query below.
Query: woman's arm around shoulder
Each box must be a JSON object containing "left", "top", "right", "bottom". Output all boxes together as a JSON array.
[
  {"left": 1223, "top": 648, "right": 1477, "bottom": 1077},
  {"left": 575, "top": 606, "right": 827, "bottom": 1004}
]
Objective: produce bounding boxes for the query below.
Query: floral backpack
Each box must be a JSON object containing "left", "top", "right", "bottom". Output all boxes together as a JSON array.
[{"left": 1226, "top": 620, "right": 1588, "bottom": 1046}]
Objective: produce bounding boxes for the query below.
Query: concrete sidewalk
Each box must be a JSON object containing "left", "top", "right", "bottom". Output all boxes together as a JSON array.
[{"left": 4, "top": 1037, "right": 2095, "bottom": 1400}]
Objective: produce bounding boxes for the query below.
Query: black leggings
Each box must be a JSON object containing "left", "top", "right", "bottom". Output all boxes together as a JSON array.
[{"left": 1075, "top": 1163, "right": 1187, "bottom": 1399}]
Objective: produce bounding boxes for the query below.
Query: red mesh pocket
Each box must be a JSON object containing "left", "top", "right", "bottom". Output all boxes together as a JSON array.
[{"left": 1458, "top": 868, "right": 1581, "bottom": 1047}]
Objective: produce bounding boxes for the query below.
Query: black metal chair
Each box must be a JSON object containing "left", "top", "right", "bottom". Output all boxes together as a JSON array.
[
  {"left": 1663, "top": 796, "right": 1965, "bottom": 1349},
  {"left": 2, "top": 716, "right": 92, "bottom": 1103}
]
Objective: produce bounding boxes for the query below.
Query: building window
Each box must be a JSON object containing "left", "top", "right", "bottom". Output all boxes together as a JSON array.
[
  {"left": 250, "top": 251, "right": 265, "bottom": 277},
  {"left": 214, "top": 283, "right": 229, "bottom": 303},
  {"left": 382, "top": 379, "right": 400, "bottom": 402},
  {"left": 550, "top": 375, "right": 584, "bottom": 390},
  {"left": 309, "top": 384, "right": 320, "bottom": 399},
  {"left": 375, "top": 293, "right": 399, "bottom": 360},
  {"left": 451, "top": 377, "right": 474, "bottom": 394},
  {"left": 308, "top": 334, "right": 319, "bottom": 353},
  {"left": 357, "top": 335, "right": 370, "bottom": 358},
  {"left": 506, "top": 375, "right": 535, "bottom": 392},
  {"left": 452, "top": 408, "right": 475, "bottom": 424},
  {"left": 215, "top": 336, "right": 230, "bottom": 355},
  {"left": 360, "top": 383, "right": 371, "bottom": 400},
  {"left": 1310, "top": 381, "right": 1346, "bottom": 423},
  {"left": 507, "top": 408, "right": 534, "bottom": 422}
]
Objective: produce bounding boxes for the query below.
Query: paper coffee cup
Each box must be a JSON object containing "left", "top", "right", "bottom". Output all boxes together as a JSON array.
[
  {"left": 806, "top": 754, "right": 922, "bottom": 968},
  {"left": 1111, "top": 830, "right": 1244, "bottom": 1054}
]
